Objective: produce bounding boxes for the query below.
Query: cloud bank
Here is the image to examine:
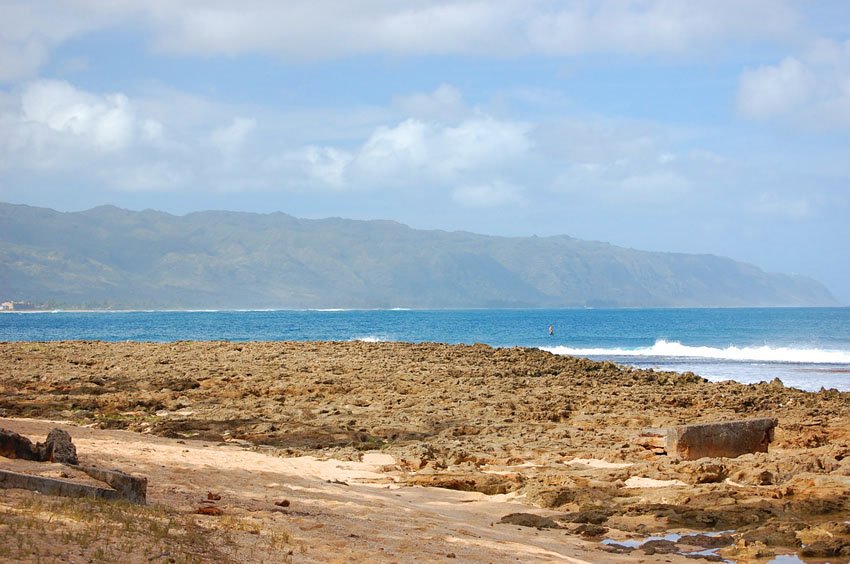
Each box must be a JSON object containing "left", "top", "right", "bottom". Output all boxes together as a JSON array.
[{"left": 0, "top": 0, "right": 799, "bottom": 83}]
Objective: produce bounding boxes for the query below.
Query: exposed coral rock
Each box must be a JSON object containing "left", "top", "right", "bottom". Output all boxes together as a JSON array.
[
  {"left": 498, "top": 513, "right": 560, "bottom": 529},
  {"left": 1, "top": 340, "right": 848, "bottom": 557}
]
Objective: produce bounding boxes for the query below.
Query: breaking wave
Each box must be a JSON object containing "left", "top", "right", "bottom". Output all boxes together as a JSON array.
[
  {"left": 353, "top": 335, "right": 389, "bottom": 343},
  {"left": 542, "top": 339, "right": 850, "bottom": 364}
]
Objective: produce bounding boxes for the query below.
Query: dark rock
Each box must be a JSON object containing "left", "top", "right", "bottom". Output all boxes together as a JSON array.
[
  {"left": 407, "top": 472, "right": 523, "bottom": 495},
  {"left": 574, "top": 523, "right": 607, "bottom": 537},
  {"left": 684, "top": 533, "right": 735, "bottom": 549},
  {"left": 39, "top": 428, "right": 78, "bottom": 464},
  {"left": 800, "top": 538, "right": 850, "bottom": 558},
  {"left": 642, "top": 539, "right": 679, "bottom": 555},
  {"left": 600, "top": 543, "right": 634, "bottom": 554},
  {"left": 683, "top": 552, "right": 724, "bottom": 562},
  {"left": 0, "top": 428, "right": 39, "bottom": 460},
  {"left": 740, "top": 522, "right": 804, "bottom": 548},
  {"left": 560, "top": 509, "right": 610, "bottom": 524},
  {"left": 498, "top": 513, "right": 560, "bottom": 529},
  {"left": 0, "top": 427, "right": 78, "bottom": 464}
]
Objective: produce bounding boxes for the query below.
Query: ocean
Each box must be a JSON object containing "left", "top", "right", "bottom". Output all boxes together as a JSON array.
[{"left": 2, "top": 307, "right": 849, "bottom": 392}]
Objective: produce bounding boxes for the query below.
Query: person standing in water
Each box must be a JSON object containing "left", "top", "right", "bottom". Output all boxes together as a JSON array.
[{"left": 549, "top": 324, "right": 554, "bottom": 336}]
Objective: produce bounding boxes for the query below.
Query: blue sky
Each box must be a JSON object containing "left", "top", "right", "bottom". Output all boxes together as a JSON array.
[{"left": 1, "top": 1, "right": 849, "bottom": 302}]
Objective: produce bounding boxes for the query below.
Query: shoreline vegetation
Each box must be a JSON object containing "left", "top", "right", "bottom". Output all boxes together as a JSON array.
[{"left": 1, "top": 340, "right": 849, "bottom": 562}]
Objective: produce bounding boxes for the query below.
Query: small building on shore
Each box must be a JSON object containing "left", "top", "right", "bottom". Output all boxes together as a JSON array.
[{"left": 1, "top": 301, "right": 37, "bottom": 311}]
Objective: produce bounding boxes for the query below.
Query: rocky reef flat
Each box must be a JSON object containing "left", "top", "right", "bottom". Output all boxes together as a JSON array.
[{"left": 1, "top": 340, "right": 848, "bottom": 562}]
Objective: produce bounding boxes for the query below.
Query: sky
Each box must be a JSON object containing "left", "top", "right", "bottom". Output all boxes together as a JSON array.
[{"left": 0, "top": 0, "right": 849, "bottom": 302}]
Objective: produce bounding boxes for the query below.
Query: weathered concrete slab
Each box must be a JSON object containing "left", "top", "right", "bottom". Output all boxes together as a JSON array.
[
  {"left": 0, "top": 465, "right": 147, "bottom": 504},
  {"left": 1, "top": 428, "right": 146, "bottom": 503},
  {"left": 666, "top": 418, "right": 777, "bottom": 460},
  {"left": 0, "top": 469, "right": 121, "bottom": 502},
  {"left": 74, "top": 465, "right": 147, "bottom": 504}
]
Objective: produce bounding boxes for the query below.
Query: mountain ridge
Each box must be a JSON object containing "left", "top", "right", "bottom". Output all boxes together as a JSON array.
[{"left": 0, "top": 202, "right": 839, "bottom": 309}]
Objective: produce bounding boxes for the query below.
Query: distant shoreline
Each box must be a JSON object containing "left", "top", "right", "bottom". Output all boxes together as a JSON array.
[{"left": 1, "top": 305, "right": 847, "bottom": 313}]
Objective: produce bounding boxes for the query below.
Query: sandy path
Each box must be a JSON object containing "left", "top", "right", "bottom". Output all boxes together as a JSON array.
[{"left": 0, "top": 417, "right": 676, "bottom": 563}]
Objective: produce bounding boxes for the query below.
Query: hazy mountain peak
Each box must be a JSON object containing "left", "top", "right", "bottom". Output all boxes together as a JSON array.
[{"left": 0, "top": 202, "right": 839, "bottom": 309}]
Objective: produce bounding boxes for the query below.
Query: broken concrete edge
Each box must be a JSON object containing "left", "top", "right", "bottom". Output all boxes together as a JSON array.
[
  {"left": 0, "top": 468, "right": 126, "bottom": 503},
  {"left": 0, "top": 465, "right": 147, "bottom": 505},
  {"left": 637, "top": 418, "right": 778, "bottom": 461},
  {"left": 71, "top": 464, "right": 148, "bottom": 504}
]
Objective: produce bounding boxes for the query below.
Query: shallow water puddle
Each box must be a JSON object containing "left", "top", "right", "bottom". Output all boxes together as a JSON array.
[
  {"left": 602, "top": 532, "right": 832, "bottom": 564},
  {"left": 602, "top": 531, "right": 735, "bottom": 562},
  {"left": 766, "top": 555, "right": 805, "bottom": 563}
]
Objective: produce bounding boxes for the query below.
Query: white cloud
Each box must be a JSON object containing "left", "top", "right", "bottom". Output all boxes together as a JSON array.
[
  {"left": 753, "top": 192, "right": 815, "bottom": 220},
  {"left": 356, "top": 118, "right": 430, "bottom": 177},
  {"left": 394, "top": 84, "right": 467, "bottom": 122},
  {"left": 138, "top": 0, "right": 796, "bottom": 59},
  {"left": 102, "top": 162, "right": 195, "bottom": 192},
  {"left": 0, "top": 1, "right": 124, "bottom": 82},
  {"left": 737, "top": 39, "right": 850, "bottom": 127},
  {"left": 527, "top": 0, "right": 795, "bottom": 56},
  {"left": 353, "top": 116, "right": 531, "bottom": 184},
  {"left": 737, "top": 57, "right": 813, "bottom": 119},
  {"left": 0, "top": 0, "right": 800, "bottom": 81},
  {"left": 0, "top": 80, "right": 197, "bottom": 193},
  {"left": 282, "top": 145, "right": 353, "bottom": 188},
  {"left": 20, "top": 80, "right": 136, "bottom": 152},
  {"left": 619, "top": 171, "right": 690, "bottom": 201},
  {"left": 545, "top": 118, "right": 706, "bottom": 208},
  {"left": 208, "top": 117, "right": 257, "bottom": 156},
  {"left": 274, "top": 115, "right": 532, "bottom": 198},
  {"left": 0, "top": 36, "right": 49, "bottom": 83},
  {"left": 452, "top": 180, "right": 523, "bottom": 207}
]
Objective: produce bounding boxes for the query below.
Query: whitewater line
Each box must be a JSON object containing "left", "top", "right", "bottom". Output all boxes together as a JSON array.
[{"left": 541, "top": 339, "right": 850, "bottom": 364}]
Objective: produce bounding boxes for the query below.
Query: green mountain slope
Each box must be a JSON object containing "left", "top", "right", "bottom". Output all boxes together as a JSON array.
[{"left": 0, "top": 203, "right": 839, "bottom": 309}]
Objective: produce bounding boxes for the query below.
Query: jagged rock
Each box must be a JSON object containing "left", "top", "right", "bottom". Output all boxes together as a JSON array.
[
  {"left": 0, "top": 428, "right": 78, "bottom": 464},
  {"left": 573, "top": 523, "right": 608, "bottom": 537},
  {"left": 800, "top": 539, "right": 850, "bottom": 558},
  {"left": 641, "top": 539, "right": 679, "bottom": 555},
  {"left": 679, "top": 460, "right": 727, "bottom": 484},
  {"left": 559, "top": 509, "right": 611, "bottom": 524},
  {"left": 0, "top": 428, "right": 38, "bottom": 460},
  {"left": 684, "top": 534, "right": 735, "bottom": 549},
  {"left": 498, "top": 512, "right": 560, "bottom": 529},
  {"left": 39, "top": 428, "right": 78, "bottom": 464},
  {"left": 406, "top": 472, "right": 523, "bottom": 495}
]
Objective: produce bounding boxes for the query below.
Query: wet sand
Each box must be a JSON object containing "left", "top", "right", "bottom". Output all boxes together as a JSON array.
[{"left": 1, "top": 340, "right": 849, "bottom": 562}]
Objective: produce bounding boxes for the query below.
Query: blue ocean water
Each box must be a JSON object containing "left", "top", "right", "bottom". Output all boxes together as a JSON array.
[{"left": 1, "top": 308, "right": 849, "bottom": 392}]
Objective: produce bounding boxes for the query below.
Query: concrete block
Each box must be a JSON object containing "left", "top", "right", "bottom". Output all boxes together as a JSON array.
[
  {"left": 666, "top": 418, "right": 777, "bottom": 460},
  {"left": 0, "top": 466, "right": 147, "bottom": 504},
  {"left": 74, "top": 465, "right": 147, "bottom": 504}
]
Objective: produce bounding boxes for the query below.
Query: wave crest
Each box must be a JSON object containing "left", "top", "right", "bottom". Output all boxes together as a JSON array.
[
  {"left": 542, "top": 339, "right": 850, "bottom": 364},
  {"left": 353, "top": 335, "right": 388, "bottom": 343}
]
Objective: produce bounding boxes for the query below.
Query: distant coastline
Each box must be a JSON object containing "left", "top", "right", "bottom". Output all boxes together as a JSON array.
[{"left": 1, "top": 202, "right": 840, "bottom": 309}]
